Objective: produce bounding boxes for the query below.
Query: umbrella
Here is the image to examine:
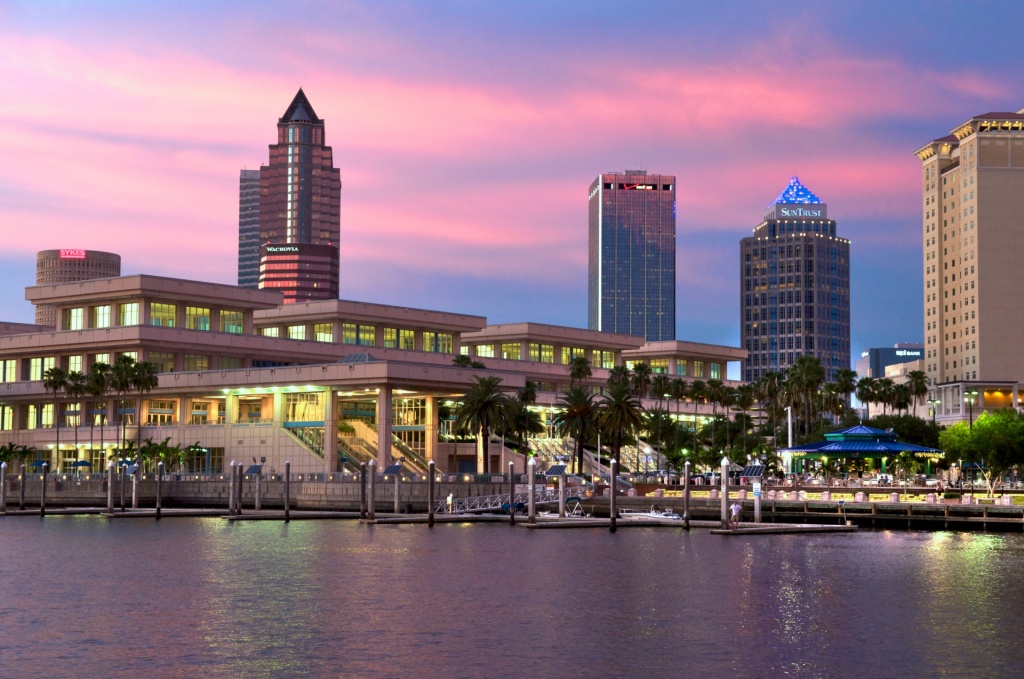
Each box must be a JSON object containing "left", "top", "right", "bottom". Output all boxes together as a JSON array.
[
  {"left": 29, "top": 460, "right": 47, "bottom": 468},
  {"left": 72, "top": 460, "right": 92, "bottom": 467}
]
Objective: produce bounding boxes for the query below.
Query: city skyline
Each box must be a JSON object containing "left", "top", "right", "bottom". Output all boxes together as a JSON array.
[{"left": 3, "top": 1, "right": 1024, "bottom": 370}]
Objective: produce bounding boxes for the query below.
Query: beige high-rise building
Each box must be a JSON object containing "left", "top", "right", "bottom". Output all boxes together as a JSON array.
[
  {"left": 34, "top": 249, "right": 121, "bottom": 327},
  {"left": 915, "top": 109, "right": 1024, "bottom": 423}
]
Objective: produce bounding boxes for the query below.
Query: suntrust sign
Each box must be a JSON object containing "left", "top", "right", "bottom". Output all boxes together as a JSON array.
[{"left": 779, "top": 207, "right": 823, "bottom": 218}]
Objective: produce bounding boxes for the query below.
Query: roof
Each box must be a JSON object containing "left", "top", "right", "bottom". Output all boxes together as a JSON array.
[
  {"left": 772, "top": 176, "right": 822, "bottom": 206},
  {"left": 279, "top": 88, "right": 322, "bottom": 125},
  {"left": 779, "top": 425, "right": 942, "bottom": 457}
]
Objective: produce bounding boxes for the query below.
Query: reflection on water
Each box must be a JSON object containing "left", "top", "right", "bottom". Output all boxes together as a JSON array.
[{"left": 0, "top": 519, "right": 1022, "bottom": 678}]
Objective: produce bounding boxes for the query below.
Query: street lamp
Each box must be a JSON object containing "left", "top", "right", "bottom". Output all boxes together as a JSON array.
[
  {"left": 927, "top": 398, "right": 941, "bottom": 427},
  {"left": 964, "top": 390, "right": 979, "bottom": 429},
  {"left": 964, "top": 389, "right": 979, "bottom": 488}
]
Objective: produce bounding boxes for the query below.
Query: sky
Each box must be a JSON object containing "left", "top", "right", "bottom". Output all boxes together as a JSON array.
[{"left": 1, "top": 0, "right": 1023, "bottom": 377}]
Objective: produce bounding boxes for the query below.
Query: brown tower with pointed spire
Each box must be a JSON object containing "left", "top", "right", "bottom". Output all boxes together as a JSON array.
[{"left": 256, "top": 89, "right": 341, "bottom": 302}]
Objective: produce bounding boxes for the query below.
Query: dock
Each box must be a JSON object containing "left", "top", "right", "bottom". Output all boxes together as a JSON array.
[{"left": 711, "top": 523, "right": 858, "bottom": 535}]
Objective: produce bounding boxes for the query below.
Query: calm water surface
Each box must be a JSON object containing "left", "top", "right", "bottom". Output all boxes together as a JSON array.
[{"left": 1, "top": 517, "right": 1023, "bottom": 678}]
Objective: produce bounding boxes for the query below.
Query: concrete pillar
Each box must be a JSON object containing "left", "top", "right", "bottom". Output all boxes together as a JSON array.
[
  {"left": 324, "top": 389, "right": 338, "bottom": 476},
  {"left": 225, "top": 393, "right": 238, "bottom": 425},
  {"left": 273, "top": 391, "right": 285, "bottom": 423},
  {"left": 376, "top": 386, "right": 392, "bottom": 468},
  {"left": 424, "top": 397, "right": 438, "bottom": 468},
  {"left": 527, "top": 458, "right": 536, "bottom": 523},
  {"left": 721, "top": 456, "right": 730, "bottom": 529}
]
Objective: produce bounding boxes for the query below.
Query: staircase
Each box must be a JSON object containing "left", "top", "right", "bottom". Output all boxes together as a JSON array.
[{"left": 343, "top": 419, "right": 431, "bottom": 474}]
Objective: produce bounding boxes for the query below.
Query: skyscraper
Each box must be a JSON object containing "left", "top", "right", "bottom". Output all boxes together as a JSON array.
[
  {"left": 237, "top": 169, "right": 261, "bottom": 289},
  {"left": 35, "top": 249, "right": 121, "bottom": 326},
  {"left": 740, "top": 177, "right": 850, "bottom": 383},
  {"left": 915, "top": 109, "right": 1024, "bottom": 420},
  {"left": 588, "top": 170, "right": 676, "bottom": 341},
  {"left": 257, "top": 89, "right": 341, "bottom": 303}
]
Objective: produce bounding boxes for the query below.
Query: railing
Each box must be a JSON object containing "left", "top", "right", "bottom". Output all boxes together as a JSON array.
[
  {"left": 283, "top": 425, "right": 325, "bottom": 459},
  {"left": 437, "top": 486, "right": 564, "bottom": 514}
]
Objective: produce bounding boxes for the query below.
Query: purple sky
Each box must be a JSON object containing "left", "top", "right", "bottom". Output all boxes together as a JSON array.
[{"left": 2, "top": 1, "right": 1022, "bottom": 376}]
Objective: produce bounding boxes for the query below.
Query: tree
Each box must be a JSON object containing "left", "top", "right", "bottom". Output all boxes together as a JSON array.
[
  {"left": 875, "top": 378, "right": 896, "bottom": 416},
  {"left": 42, "top": 366, "right": 68, "bottom": 469},
  {"left": 568, "top": 356, "right": 592, "bottom": 388},
  {"left": 516, "top": 380, "right": 538, "bottom": 406},
  {"left": 967, "top": 410, "right": 1024, "bottom": 497},
  {"left": 86, "top": 362, "right": 111, "bottom": 461},
  {"left": 132, "top": 360, "right": 160, "bottom": 456},
  {"left": 630, "top": 362, "right": 653, "bottom": 400},
  {"left": 832, "top": 368, "right": 859, "bottom": 414},
  {"left": 787, "top": 355, "right": 825, "bottom": 436},
  {"left": 607, "top": 365, "right": 631, "bottom": 389},
  {"left": 756, "top": 371, "right": 784, "bottom": 448},
  {"left": 454, "top": 376, "right": 509, "bottom": 474},
  {"left": 688, "top": 380, "right": 707, "bottom": 459},
  {"left": 906, "top": 370, "right": 930, "bottom": 417},
  {"left": 855, "top": 377, "right": 877, "bottom": 420},
  {"left": 65, "top": 370, "right": 87, "bottom": 457},
  {"left": 554, "top": 386, "right": 598, "bottom": 475},
  {"left": 109, "top": 355, "right": 137, "bottom": 458},
  {"left": 735, "top": 384, "right": 756, "bottom": 456},
  {"left": 892, "top": 451, "right": 921, "bottom": 499},
  {"left": 597, "top": 380, "right": 643, "bottom": 467},
  {"left": 939, "top": 422, "right": 974, "bottom": 488}
]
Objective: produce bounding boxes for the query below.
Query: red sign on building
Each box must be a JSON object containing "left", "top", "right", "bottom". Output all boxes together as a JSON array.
[{"left": 59, "top": 249, "right": 86, "bottom": 259}]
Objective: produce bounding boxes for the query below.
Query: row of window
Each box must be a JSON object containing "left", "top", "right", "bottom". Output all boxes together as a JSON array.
[
  {"left": 261, "top": 323, "right": 455, "bottom": 353},
  {"left": 61, "top": 302, "right": 244, "bottom": 333}
]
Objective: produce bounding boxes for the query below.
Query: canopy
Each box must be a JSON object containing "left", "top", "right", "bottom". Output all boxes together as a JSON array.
[{"left": 778, "top": 425, "right": 942, "bottom": 460}]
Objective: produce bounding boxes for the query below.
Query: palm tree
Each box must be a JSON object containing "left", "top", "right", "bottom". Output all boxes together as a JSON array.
[
  {"left": 109, "top": 355, "right": 137, "bottom": 458},
  {"left": 42, "top": 366, "right": 68, "bottom": 469},
  {"left": 630, "top": 361, "right": 653, "bottom": 400},
  {"left": 568, "top": 356, "right": 592, "bottom": 388},
  {"left": 607, "top": 365, "right": 631, "bottom": 389},
  {"left": 454, "top": 376, "right": 509, "bottom": 474},
  {"left": 787, "top": 355, "right": 825, "bottom": 436},
  {"left": 65, "top": 370, "right": 87, "bottom": 460},
  {"left": 86, "top": 362, "right": 111, "bottom": 461},
  {"left": 554, "top": 386, "right": 598, "bottom": 475},
  {"left": 755, "top": 371, "right": 784, "bottom": 448},
  {"left": 516, "top": 380, "right": 538, "bottom": 407},
  {"left": 876, "top": 378, "right": 896, "bottom": 416},
  {"left": 856, "top": 377, "right": 877, "bottom": 420},
  {"left": 819, "top": 383, "right": 844, "bottom": 423},
  {"left": 735, "top": 384, "right": 756, "bottom": 456},
  {"left": 132, "top": 360, "right": 160, "bottom": 457},
  {"left": 832, "top": 368, "right": 858, "bottom": 415},
  {"left": 688, "top": 379, "right": 707, "bottom": 459},
  {"left": 905, "top": 370, "right": 930, "bottom": 417},
  {"left": 892, "top": 383, "right": 913, "bottom": 416},
  {"left": 597, "top": 381, "right": 643, "bottom": 466},
  {"left": 704, "top": 378, "right": 726, "bottom": 449}
]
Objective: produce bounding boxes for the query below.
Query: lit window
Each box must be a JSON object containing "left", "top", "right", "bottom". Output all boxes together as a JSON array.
[
  {"left": 260, "top": 327, "right": 280, "bottom": 338},
  {"left": 92, "top": 305, "right": 111, "bottom": 329},
  {"left": 63, "top": 308, "right": 84, "bottom": 331},
  {"left": 313, "top": 323, "right": 333, "bottom": 342},
  {"left": 288, "top": 325, "right": 306, "bottom": 341},
  {"left": 185, "top": 306, "right": 211, "bottom": 331},
  {"left": 220, "top": 311, "right": 244, "bottom": 334},
  {"left": 150, "top": 303, "right": 176, "bottom": 327}
]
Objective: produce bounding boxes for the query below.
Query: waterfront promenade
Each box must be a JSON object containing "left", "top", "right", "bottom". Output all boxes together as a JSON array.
[{"left": 2, "top": 473, "right": 1022, "bottom": 532}]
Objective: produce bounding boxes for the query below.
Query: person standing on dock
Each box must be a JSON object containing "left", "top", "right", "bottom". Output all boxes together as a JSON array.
[{"left": 729, "top": 502, "right": 742, "bottom": 530}]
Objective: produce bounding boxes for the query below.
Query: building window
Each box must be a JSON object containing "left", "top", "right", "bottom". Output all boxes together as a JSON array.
[
  {"left": 561, "top": 347, "right": 587, "bottom": 364},
  {"left": 530, "top": 343, "right": 555, "bottom": 363},
  {"left": 423, "top": 332, "right": 453, "bottom": 353},
  {"left": 185, "top": 306, "right": 210, "bottom": 331},
  {"left": 0, "top": 359, "right": 15, "bottom": 382},
  {"left": 476, "top": 345, "right": 495, "bottom": 358},
  {"left": 288, "top": 325, "right": 306, "bottom": 341},
  {"left": 63, "top": 307, "right": 84, "bottom": 331},
  {"left": 710, "top": 363, "right": 721, "bottom": 379},
  {"left": 147, "top": 400, "right": 176, "bottom": 425},
  {"left": 67, "top": 355, "right": 83, "bottom": 374},
  {"left": 261, "top": 327, "right": 280, "bottom": 338},
  {"left": 285, "top": 392, "right": 324, "bottom": 422},
  {"left": 149, "top": 352, "right": 175, "bottom": 373},
  {"left": 184, "top": 354, "right": 209, "bottom": 371},
  {"left": 384, "top": 328, "right": 397, "bottom": 348},
  {"left": 220, "top": 311, "right": 244, "bottom": 334},
  {"left": 501, "top": 343, "right": 521, "bottom": 360},
  {"left": 91, "top": 353, "right": 110, "bottom": 367},
  {"left": 26, "top": 357, "right": 55, "bottom": 381},
  {"left": 399, "top": 329, "right": 415, "bottom": 351},
  {"left": 342, "top": 323, "right": 376, "bottom": 346},
  {"left": 91, "top": 305, "right": 111, "bottom": 329},
  {"left": 150, "top": 303, "right": 177, "bottom": 327},
  {"left": 676, "top": 360, "right": 688, "bottom": 376},
  {"left": 693, "top": 361, "right": 705, "bottom": 378},
  {"left": 313, "top": 323, "right": 334, "bottom": 342},
  {"left": 220, "top": 357, "right": 243, "bottom": 370},
  {"left": 649, "top": 358, "right": 669, "bottom": 374}
]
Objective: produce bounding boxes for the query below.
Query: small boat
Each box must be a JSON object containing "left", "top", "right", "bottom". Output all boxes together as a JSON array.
[{"left": 618, "top": 506, "right": 682, "bottom": 520}]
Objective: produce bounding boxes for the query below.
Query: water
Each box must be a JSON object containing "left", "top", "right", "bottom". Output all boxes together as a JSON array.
[{"left": 1, "top": 518, "right": 1023, "bottom": 678}]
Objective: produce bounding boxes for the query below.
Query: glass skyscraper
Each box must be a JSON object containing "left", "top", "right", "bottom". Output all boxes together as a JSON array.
[
  {"left": 256, "top": 89, "right": 341, "bottom": 303},
  {"left": 740, "top": 177, "right": 850, "bottom": 383},
  {"left": 237, "top": 169, "right": 261, "bottom": 289},
  {"left": 588, "top": 170, "right": 676, "bottom": 341}
]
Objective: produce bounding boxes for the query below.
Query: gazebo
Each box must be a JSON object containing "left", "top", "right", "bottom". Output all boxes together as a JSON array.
[{"left": 777, "top": 425, "right": 943, "bottom": 476}]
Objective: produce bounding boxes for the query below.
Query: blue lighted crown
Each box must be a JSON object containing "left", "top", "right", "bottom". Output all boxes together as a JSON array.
[{"left": 772, "top": 176, "right": 822, "bottom": 205}]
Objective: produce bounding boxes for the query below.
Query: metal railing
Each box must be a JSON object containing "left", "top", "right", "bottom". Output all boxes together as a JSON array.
[{"left": 436, "top": 486, "right": 563, "bottom": 514}]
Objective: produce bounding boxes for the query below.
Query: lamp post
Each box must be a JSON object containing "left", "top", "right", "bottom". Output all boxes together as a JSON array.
[
  {"left": 927, "top": 398, "right": 941, "bottom": 428},
  {"left": 964, "top": 390, "right": 978, "bottom": 429},
  {"left": 964, "top": 389, "right": 979, "bottom": 488}
]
